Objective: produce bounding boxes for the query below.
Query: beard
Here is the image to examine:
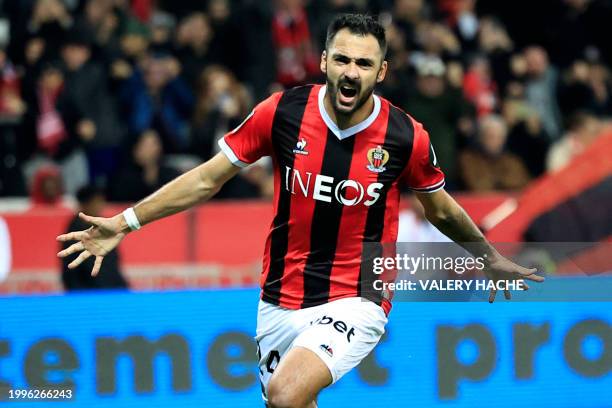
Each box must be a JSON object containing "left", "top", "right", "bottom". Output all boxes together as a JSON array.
[{"left": 326, "top": 75, "right": 376, "bottom": 117}]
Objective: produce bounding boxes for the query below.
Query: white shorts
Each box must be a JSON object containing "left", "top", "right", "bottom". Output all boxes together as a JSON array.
[{"left": 255, "top": 297, "right": 388, "bottom": 400}]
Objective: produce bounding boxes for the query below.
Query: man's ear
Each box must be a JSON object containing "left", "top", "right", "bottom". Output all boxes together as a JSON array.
[
  {"left": 320, "top": 50, "right": 327, "bottom": 74},
  {"left": 377, "top": 60, "right": 388, "bottom": 83}
]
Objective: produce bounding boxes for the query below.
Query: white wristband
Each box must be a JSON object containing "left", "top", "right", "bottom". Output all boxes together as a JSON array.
[{"left": 122, "top": 207, "right": 141, "bottom": 231}]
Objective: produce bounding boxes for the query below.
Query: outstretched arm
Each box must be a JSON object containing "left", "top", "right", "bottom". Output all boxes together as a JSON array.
[
  {"left": 57, "top": 153, "right": 240, "bottom": 275},
  {"left": 415, "top": 189, "right": 544, "bottom": 302}
]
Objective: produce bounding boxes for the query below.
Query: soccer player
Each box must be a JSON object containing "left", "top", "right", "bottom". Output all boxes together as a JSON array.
[{"left": 57, "top": 14, "right": 543, "bottom": 408}]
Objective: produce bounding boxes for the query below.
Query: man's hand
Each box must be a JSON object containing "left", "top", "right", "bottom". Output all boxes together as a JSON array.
[
  {"left": 416, "top": 190, "right": 545, "bottom": 303},
  {"left": 57, "top": 213, "right": 127, "bottom": 277},
  {"left": 484, "top": 256, "right": 545, "bottom": 303}
]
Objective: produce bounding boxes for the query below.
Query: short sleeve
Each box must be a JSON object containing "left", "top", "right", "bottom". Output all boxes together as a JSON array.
[
  {"left": 402, "top": 117, "right": 446, "bottom": 192},
  {"left": 218, "top": 92, "right": 282, "bottom": 167}
]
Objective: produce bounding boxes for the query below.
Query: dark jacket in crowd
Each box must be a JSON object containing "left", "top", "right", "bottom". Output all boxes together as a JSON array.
[
  {"left": 58, "top": 61, "right": 125, "bottom": 152},
  {"left": 403, "top": 88, "right": 473, "bottom": 186},
  {"left": 119, "top": 70, "right": 194, "bottom": 153}
]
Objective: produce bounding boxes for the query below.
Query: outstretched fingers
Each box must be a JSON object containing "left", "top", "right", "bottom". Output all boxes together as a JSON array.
[
  {"left": 517, "top": 267, "right": 545, "bottom": 282},
  {"left": 504, "top": 289, "right": 511, "bottom": 300},
  {"left": 56, "top": 230, "right": 88, "bottom": 243},
  {"left": 68, "top": 250, "right": 92, "bottom": 269},
  {"left": 488, "top": 288, "right": 497, "bottom": 303},
  {"left": 92, "top": 256, "right": 104, "bottom": 277},
  {"left": 57, "top": 242, "right": 84, "bottom": 258}
]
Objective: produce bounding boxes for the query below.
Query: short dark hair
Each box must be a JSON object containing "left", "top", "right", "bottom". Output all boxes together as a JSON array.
[{"left": 325, "top": 14, "right": 387, "bottom": 57}]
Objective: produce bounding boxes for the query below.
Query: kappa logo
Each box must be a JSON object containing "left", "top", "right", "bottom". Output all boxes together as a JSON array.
[
  {"left": 320, "top": 344, "right": 334, "bottom": 357},
  {"left": 367, "top": 145, "right": 389, "bottom": 173},
  {"left": 293, "top": 138, "right": 309, "bottom": 155}
]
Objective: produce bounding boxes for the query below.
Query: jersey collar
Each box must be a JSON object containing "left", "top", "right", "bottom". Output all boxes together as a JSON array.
[{"left": 318, "top": 85, "right": 381, "bottom": 140}]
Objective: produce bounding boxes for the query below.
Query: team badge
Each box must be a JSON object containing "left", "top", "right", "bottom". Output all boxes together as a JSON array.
[
  {"left": 293, "top": 138, "right": 309, "bottom": 155},
  {"left": 366, "top": 145, "right": 389, "bottom": 173}
]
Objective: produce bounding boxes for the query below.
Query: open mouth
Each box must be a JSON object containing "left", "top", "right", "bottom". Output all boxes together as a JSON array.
[{"left": 338, "top": 84, "right": 358, "bottom": 105}]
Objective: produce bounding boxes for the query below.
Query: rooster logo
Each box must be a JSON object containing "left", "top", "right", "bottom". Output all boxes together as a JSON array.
[{"left": 293, "top": 138, "right": 309, "bottom": 155}]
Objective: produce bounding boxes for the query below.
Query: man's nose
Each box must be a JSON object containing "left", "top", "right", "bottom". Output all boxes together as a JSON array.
[{"left": 345, "top": 62, "right": 360, "bottom": 80}]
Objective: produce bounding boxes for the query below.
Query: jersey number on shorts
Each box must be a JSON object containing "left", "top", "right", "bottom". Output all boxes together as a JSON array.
[{"left": 266, "top": 350, "right": 281, "bottom": 374}]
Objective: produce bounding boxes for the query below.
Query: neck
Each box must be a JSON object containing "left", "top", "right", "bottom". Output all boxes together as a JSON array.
[{"left": 323, "top": 87, "right": 374, "bottom": 130}]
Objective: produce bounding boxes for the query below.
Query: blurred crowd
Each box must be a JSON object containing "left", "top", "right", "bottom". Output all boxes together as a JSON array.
[{"left": 0, "top": 0, "right": 611, "bottom": 204}]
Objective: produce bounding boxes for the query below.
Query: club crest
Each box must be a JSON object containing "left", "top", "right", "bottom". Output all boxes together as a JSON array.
[{"left": 367, "top": 146, "right": 389, "bottom": 173}]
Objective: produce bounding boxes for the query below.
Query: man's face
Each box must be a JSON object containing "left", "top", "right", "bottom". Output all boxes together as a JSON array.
[
  {"left": 321, "top": 29, "right": 387, "bottom": 116},
  {"left": 61, "top": 45, "right": 90, "bottom": 71}
]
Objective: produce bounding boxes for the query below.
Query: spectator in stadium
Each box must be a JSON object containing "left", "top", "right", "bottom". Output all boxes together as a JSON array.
[
  {"left": 546, "top": 0, "right": 602, "bottom": 68},
  {"left": 108, "top": 18, "right": 152, "bottom": 100},
  {"left": 174, "top": 12, "right": 216, "bottom": 89},
  {"left": 0, "top": 47, "right": 25, "bottom": 118},
  {"left": 149, "top": 10, "right": 176, "bottom": 51},
  {"left": 546, "top": 111, "right": 605, "bottom": 172},
  {"left": 559, "top": 60, "right": 612, "bottom": 118},
  {"left": 61, "top": 185, "right": 128, "bottom": 290},
  {"left": 376, "top": 22, "right": 414, "bottom": 107},
  {"left": 440, "top": 0, "right": 479, "bottom": 53},
  {"left": 24, "top": 0, "right": 73, "bottom": 63},
  {"left": 477, "top": 16, "right": 514, "bottom": 92},
  {"left": 392, "top": 0, "right": 426, "bottom": 51},
  {"left": 30, "top": 164, "right": 64, "bottom": 206},
  {"left": 415, "top": 21, "right": 462, "bottom": 61},
  {"left": 118, "top": 50, "right": 194, "bottom": 153},
  {"left": 80, "top": 0, "right": 122, "bottom": 57},
  {"left": 107, "top": 129, "right": 180, "bottom": 202},
  {"left": 191, "top": 65, "right": 251, "bottom": 161},
  {"left": 462, "top": 54, "right": 498, "bottom": 117},
  {"left": 403, "top": 56, "right": 474, "bottom": 188},
  {"left": 26, "top": 63, "right": 66, "bottom": 158},
  {"left": 523, "top": 46, "right": 563, "bottom": 140},
  {"left": 116, "top": 16, "right": 151, "bottom": 66},
  {"left": 57, "top": 24, "right": 125, "bottom": 185},
  {"left": 558, "top": 60, "right": 598, "bottom": 117},
  {"left": 0, "top": 45, "right": 27, "bottom": 196},
  {"left": 205, "top": 0, "right": 238, "bottom": 71},
  {"left": 588, "top": 62, "right": 612, "bottom": 115},
  {"left": 503, "top": 97, "right": 550, "bottom": 178},
  {"left": 20, "top": 62, "right": 91, "bottom": 195},
  {"left": 460, "top": 114, "right": 531, "bottom": 191},
  {"left": 271, "top": 0, "right": 320, "bottom": 88},
  {"left": 190, "top": 65, "right": 271, "bottom": 199}
]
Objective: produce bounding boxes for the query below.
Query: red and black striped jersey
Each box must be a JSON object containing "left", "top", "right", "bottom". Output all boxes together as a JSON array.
[{"left": 219, "top": 84, "right": 445, "bottom": 314}]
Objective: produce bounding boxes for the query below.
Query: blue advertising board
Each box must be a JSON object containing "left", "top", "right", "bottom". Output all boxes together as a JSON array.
[{"left": 0, "top": 280, "right": 611, "bottom": 407}]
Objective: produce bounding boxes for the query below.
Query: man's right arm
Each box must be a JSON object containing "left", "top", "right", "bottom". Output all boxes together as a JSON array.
[
  {"left": 57, "top": 153, "right": 240, "bottom": 275},
  {"left": 58, "top": 91, "right": 281, "bottom": 276},
  {"left": 117, "top": 152, "right": 240, "bottom": 232}
]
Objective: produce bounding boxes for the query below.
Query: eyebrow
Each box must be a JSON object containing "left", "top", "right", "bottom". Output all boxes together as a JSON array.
[{"left": 332, "top": 53, "right": 376, "bottom": 66}]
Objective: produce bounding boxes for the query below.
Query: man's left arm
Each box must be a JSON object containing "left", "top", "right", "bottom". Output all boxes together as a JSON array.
[{"left": 415, "top": 189, "right": 544, "bottom": 302}]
